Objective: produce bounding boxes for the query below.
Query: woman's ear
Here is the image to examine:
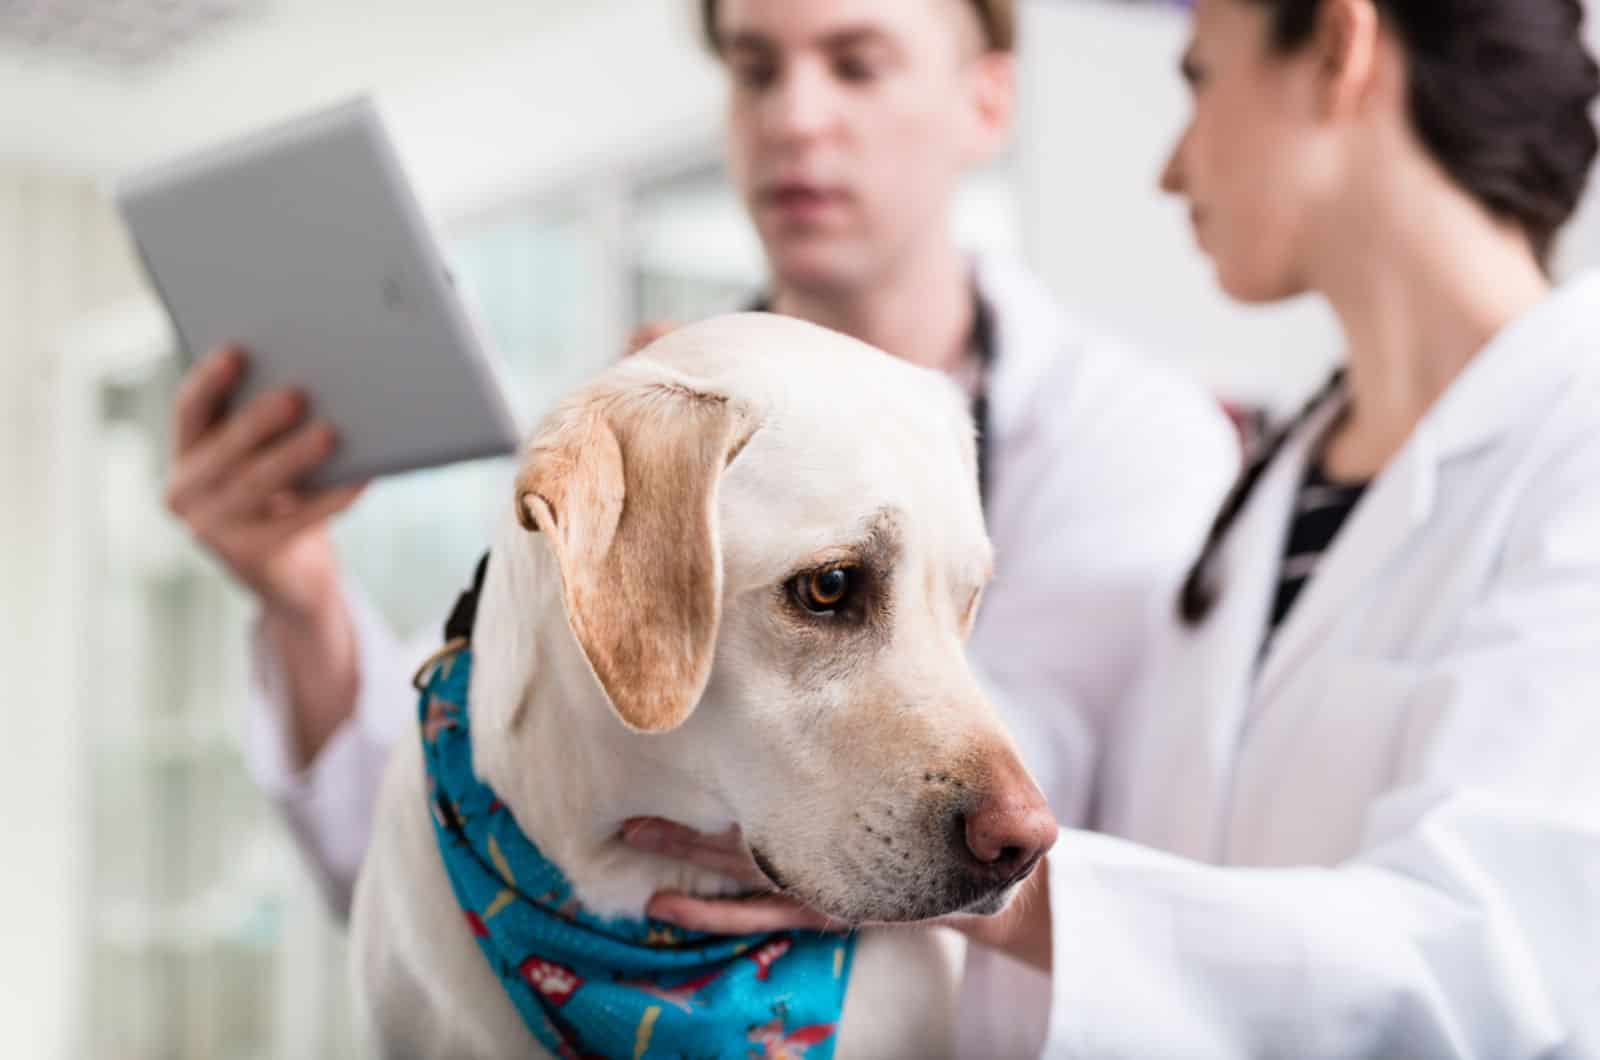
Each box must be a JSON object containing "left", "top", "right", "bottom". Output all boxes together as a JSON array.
[{"left": 1315, "top": 0, "right": 1381, "bottom": 120}]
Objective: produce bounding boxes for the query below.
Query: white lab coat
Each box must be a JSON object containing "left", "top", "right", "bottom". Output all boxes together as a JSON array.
[
  {"left": 242, "top": 256, "right": 1241, "bottom": 1041},
  {"left": 962, "top": 273, "right": 1600, "bottom": 1058}
]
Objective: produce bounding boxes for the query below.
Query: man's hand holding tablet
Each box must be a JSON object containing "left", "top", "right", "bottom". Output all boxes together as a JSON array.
[{"left": 120, "top": 97, "right": 522, "bottom": 766}]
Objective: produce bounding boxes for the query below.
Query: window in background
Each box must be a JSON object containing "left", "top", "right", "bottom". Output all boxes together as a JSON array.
[{"left": 631, "top": 163, "right": 764, "bottom": 323}]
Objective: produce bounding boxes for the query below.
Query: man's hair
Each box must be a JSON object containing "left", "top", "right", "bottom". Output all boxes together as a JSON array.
[{"left": 698, "top": 0, "right": 1016, "bottom": 54}]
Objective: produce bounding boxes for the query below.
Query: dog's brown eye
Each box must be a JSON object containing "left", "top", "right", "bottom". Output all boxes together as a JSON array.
[{"left": 794, "top": 567, "right": 854, "bottom": 613}]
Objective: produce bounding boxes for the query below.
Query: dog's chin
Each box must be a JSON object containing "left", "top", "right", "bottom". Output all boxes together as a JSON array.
[
  {"left": 752, "top": 839, "right": 1041, "bottom": 924},
  {"left": 898, "top": 875, "right": 1025, "bottom": 922},
  {"left": 955, "top": 880, "right": 1023, "bottom": 918},
  {"left": 772, "top": 867, "right": 1032, "bottom": 926}
]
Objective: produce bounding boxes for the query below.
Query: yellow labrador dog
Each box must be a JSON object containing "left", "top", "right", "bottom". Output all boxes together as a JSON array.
[{"left": 351, "top": 313, "right": 1056, "bottom": 1058}]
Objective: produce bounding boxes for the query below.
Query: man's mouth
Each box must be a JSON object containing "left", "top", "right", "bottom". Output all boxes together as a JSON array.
[{"left": 761, "top": 181, "right": 846, "bottom": 224}]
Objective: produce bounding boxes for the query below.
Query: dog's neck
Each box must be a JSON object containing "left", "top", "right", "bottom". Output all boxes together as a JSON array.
[{"left": 464, "top": 511, "right": 748, "bottom": 920}]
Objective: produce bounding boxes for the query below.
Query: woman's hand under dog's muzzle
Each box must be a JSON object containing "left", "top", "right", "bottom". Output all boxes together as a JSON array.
[
  {"left": 620, "top": 817, "right": 1052, "bottom": 972},
  {"left": 619, "top": 818, "right": 843, "bottom": 934}
]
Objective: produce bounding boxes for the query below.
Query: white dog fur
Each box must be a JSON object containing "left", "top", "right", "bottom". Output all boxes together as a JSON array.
[{"left": 351, "top": 313, "right": 1057, "bottom": 1059}]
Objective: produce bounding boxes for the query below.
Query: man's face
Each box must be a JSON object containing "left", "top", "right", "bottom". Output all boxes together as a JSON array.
[{"left": 718, "top": 0, "right": 1011, "bottom": 296}]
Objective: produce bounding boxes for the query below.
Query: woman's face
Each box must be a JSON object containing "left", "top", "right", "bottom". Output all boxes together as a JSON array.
[{"left": 1161, "top": 0, "right": 1341, "bottom": 303}]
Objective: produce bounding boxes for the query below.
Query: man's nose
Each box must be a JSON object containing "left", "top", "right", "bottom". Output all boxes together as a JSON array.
[{"left": 762, "top": 60, "right": 840, "bottom": 143}]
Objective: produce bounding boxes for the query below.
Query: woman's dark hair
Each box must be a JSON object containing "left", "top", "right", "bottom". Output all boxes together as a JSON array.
[
  {"left": 1250, "top": 0, "right": 1599, "bottom": 266},
  {"left": 1179, "top": 0, "right": 1600, "bottom": 626}
]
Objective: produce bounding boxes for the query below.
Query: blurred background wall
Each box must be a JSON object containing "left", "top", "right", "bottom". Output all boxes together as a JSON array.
[{"left": 3, "top": 1, "right": 1600, "bottom": 1056}]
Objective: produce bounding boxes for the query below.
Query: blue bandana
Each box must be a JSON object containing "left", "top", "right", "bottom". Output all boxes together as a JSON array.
[{"left": 418, "top": 647, "right": 858, "bottom": 1059}]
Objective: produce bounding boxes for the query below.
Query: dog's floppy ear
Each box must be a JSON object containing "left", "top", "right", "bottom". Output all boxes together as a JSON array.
[{"left": 516, "top": 381, "right": 757, "bottom": 733}]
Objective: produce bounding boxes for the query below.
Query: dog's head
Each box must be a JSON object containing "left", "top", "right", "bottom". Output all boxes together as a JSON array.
[{"left": 509, "top": 313, "right": 1055, "bottom": 923}]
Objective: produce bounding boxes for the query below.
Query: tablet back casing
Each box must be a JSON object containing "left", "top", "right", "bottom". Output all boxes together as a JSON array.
[{"left": 118, "top": 97, "right": 523, "bottom": 488}]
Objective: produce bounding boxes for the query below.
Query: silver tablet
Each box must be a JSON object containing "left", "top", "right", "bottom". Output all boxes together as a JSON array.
[{"left": 117, "top": 96, "right": 523, "bottom": 489}]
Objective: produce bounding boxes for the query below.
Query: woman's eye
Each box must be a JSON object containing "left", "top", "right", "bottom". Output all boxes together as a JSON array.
[{"left": 793, "top": 567, "right": 854, "bottom": 613}]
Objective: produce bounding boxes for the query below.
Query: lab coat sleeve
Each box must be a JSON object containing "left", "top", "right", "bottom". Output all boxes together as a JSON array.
[
  {"left": 243, "top": 582, "right": 440, "bottom": 917},
  {"left": 974, "top": 339, "right": 1239, "bottom": 828},
  {"left": 1041, "top": 439, "right": 1600, "bottom": 1058}
]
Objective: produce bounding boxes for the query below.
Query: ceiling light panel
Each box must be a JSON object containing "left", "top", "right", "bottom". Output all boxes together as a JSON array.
[{"left": 0, "top": 0, "right": 267, "bottom": 71}]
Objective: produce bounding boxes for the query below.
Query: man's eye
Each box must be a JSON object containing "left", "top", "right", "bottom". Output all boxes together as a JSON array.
[
  {"left": 733, "top": 62, "right": 778, "bottom": 90},
  {"left": 834, "top": 55, "right": 879, "bottom": 83}
]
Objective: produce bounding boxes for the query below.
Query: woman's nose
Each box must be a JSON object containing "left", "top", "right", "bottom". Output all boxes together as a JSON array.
[{"left": 1160, "top": 126, "right": 1190, "bottom": 195}]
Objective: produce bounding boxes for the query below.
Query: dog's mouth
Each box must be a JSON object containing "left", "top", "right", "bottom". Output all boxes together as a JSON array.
[
  {"left": 745, "top": 840, "right": 1036, "bottom": 925},
  {"left": 748, "top": 844, "right": 789, "bottom": 892}
]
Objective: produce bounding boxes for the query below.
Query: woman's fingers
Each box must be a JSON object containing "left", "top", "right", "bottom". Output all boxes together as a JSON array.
[
  {"left": 620, "top": 818, "right": 851, "bottom": 934},
  {"left": 645, "top": 892, "right": 843, "bottom": 935},
  {"left": 621, "top": 818, "right": 770, "bottom": 890}
]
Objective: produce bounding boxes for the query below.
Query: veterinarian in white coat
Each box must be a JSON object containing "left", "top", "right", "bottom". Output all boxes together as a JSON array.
[
  {"left": 162, "top": 0, "right": 1233, "bottom": 926},
  {"left": 636, "top": 0, "right": 1600, "bottom": 1056}
]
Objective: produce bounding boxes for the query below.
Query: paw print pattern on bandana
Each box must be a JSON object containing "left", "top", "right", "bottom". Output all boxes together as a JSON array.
[{"left": 520, "top": 957, "right": 584, "bottom": 1006}]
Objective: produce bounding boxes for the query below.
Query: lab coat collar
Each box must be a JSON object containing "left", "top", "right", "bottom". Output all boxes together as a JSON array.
[
  {"left": 972, "top": 252, "right": 1077, "bottom": 443},
  {"left": 1254, "top": 270, "right": 1600, "bottom": 704},
  {"left": 1421, "top": 270, "right": 1600, "bottom": 462}
]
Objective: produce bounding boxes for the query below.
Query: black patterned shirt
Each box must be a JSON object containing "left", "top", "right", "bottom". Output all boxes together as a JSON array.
[{"left": 1264, "top": 459, "right": 1369, "bottom": 650}]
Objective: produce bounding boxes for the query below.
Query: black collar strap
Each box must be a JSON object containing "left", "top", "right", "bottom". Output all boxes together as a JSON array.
[{"left": 441, "top": 550, "right": 490, "bottom": 645}]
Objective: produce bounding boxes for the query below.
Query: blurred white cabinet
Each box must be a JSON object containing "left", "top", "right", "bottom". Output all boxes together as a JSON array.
[{"left": 55, "top": 300, "right": 360, "bottom": 1060}]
